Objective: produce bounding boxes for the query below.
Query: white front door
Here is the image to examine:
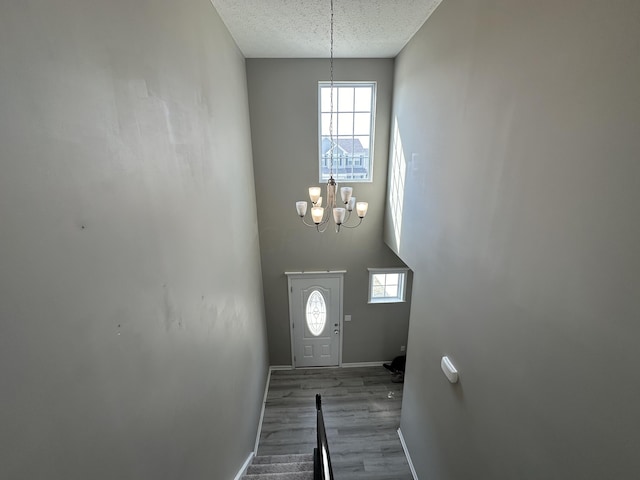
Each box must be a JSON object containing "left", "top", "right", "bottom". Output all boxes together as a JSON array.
[{"left": 287, "top": 273, "right": 343, "bottom": 368}]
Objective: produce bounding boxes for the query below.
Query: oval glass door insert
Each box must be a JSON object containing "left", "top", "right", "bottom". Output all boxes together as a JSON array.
[{"left": 306, "top": 290, "right": 327, "bottom": 336}]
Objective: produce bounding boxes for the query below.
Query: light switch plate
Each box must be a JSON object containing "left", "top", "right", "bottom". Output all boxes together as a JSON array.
[{"left": 345, "top": 315, "right": 352, "bottom": 322}]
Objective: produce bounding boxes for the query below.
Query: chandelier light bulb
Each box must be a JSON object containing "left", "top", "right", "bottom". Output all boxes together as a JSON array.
[
  {"left": 296, "top": 201, "right": 308, "bottom": 217},
  {"left": 311, "top": 206, "right": 324, "bottom": 224},
  {"left": 333, "top": 207, "right": 346, "bottom": 225},
  {"left": 309, "top": 187, "right": 321, "bottom": 204},
  {"left": 356, "top": 202, "right": 369, "bottom": 218},
  {"left": 347, "top": 197, "right": 356, "bottom": 211},
  {"left": 340, "top": 186, "right": 353, "bottom": 204}
]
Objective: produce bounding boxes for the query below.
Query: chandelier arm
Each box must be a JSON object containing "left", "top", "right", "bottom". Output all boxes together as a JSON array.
[
  {"left": 339, "top": 217, "right": 364, "bottom": 229},
  {"left": 317, "top": 211, "right": 331, "bottom": 227},
  {"left": 341, "top": 208, "right": 353, "bottom": 224},
  {"left": 316, "top": 221, "right": 331, "bottom": 233},
  {"left": 342, "top": 209, "right": 364, "bottom": 227},
  {"left": 300, "top": 217, "right": 319, "bottom": 228}
]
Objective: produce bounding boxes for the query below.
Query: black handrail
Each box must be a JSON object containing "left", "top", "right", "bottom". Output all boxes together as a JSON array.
[{"left": 314, "top": 394, "right": 334, "bottom": 480}]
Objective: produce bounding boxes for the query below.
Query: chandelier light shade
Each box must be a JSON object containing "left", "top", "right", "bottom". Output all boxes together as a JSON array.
[{"left": 295, "top": 0, "right": 369, "bottom": 233}]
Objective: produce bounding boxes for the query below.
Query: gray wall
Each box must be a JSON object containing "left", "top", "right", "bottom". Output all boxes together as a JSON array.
[
  {"left": 0, "top": 1, "right": 268, "bottom": 479},
  {"left": 388, "top": 0, "right": 640, "bottom": 478},
  {"left": 246, "top": 59, "right": 411, "bottom": 365}
]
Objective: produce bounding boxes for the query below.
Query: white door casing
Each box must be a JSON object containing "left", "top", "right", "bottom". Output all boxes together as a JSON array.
[{"left": 286, "top": 272, "right": 344, "bottom": 368}]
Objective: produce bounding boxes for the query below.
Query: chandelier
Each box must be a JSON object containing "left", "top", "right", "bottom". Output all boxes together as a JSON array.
[{"left": 295, "top": 0, "right": 369, "bottom": 233}]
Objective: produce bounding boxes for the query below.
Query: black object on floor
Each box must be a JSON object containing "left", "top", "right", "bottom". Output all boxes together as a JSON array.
[{"left": 383, "top": 355, "right": 406, "bottom": 374}]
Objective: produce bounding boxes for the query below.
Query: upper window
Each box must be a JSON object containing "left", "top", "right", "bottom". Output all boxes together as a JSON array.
[
  {"left": 368, "top": 268, "right": 409, "bottom": 304},
  {"left": 318, "top": 82, "right": 376, "bottom": 182}
]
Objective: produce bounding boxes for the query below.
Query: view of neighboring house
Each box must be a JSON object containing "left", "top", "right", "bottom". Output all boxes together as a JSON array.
[{"left": 320, "top": 136, "right": 370, "bottom": 180}]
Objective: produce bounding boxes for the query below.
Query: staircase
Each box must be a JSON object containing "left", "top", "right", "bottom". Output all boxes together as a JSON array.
[{"left": 242, "top": 453, "right": 314, "bottom": 480}]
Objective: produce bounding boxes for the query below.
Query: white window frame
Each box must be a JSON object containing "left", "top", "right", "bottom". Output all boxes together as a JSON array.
[
  {"left": 318, "top": 81, "right": 376, "bottom": 183},
  {"left": 367, "top": 267, "right": 409, "bottom": 304}
]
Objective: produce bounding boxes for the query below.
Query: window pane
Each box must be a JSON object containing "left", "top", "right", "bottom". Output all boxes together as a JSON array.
[
  {"left": 320, "top": 87, "right": 337, "bottom": 112},
  {"left": 321, "top": 113, "right": 332, "bottom": 135},
  {"left": 385, "top": 273, "right": 399, "bottom": 286},
  {"left": 384, "top": 285, "right": 399, "bottom": 298},
  {"left": 361, "top": 156, "right": 370, "bottom": 177},
  {"left": 338, "top": 87, "right": 354, "bottom": 111},
  {"left": 357, "top": 135, "right": 370, "bottom": 146},
  {"left": 372, "top": 285, "right": 385, "bottom": 298},
  {"left": 337, "top": 112, "right": 354, "bottom": 135},
  {"left": 337, "top": 137, "right": 354, "bottom": 157},
  {"left": 354, "top": 87, "right": 372, "bottom": 111},
  {"left": 320, "top": 87, "right": 330, "bottom": 112},
  {"left": 320, "top": 136, "right": 332, "bottom": 155},
  {"left": 353, "top": 113, "right": 371, "bottom": 135}
]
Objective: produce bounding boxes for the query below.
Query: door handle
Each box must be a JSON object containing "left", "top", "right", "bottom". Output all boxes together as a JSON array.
[{"left": 334, "top": 329, "right": 339, "bottom": 335}]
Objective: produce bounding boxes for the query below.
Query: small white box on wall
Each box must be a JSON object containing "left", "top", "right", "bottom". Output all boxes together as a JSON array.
[{"left": 441, "top": 356, "right": 459, "bottom": 383}]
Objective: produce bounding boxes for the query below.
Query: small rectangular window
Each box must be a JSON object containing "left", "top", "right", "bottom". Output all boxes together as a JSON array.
[
  {"left": 368, "top": 268, "right": 409, "bottom": 304},
  {"left": 318, "top": 82, "right": 376, "bottom": 182}
]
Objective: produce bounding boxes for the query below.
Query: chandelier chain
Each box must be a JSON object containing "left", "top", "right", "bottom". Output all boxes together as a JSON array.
[{"left": 329, "top": 0, "right": 334, "bottom": 175}]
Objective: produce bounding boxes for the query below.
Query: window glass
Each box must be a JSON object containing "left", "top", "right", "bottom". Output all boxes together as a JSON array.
[
  {"left": 337, "top": 112, "right": 354, "bottom": 135},
  {"left": 368, "top": 268, "right": 409, "bottom": 303},
  {"left": 319, "top": 82, "right": 376, "bottom": 182},
  {"left": 354, "top": 113, "right": 371, "bottom": 135},
  {"left": 354, "top": 87, "right": 372, "bottom": 111},
  {"left": 306, "top": 290, "right": 327, "bottom": 336},
  {"left": 337, "top": 87, "right": 354, "bottom": 111},
  {"left": 385, "top": 284, "right": 398, "bottom": 298}
]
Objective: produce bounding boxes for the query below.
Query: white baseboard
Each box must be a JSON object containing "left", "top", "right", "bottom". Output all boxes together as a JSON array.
[
  {"left": 341, "top": 361, "right": 392, "bottom": 368},
  {"left": 253, "top": 367, "right": 273, "bottom": 454},
  {"left": 271, "top": 362, "right": 390, "bottom": 370},
  {"left": 269, "top": 364, "right": 293, "bottom": 371},
  {"left": 233, "top": 451, "right": 254, "bottom": 480},
  {"left": 398, "top": 428, "right": 418, "bottom": 480}
]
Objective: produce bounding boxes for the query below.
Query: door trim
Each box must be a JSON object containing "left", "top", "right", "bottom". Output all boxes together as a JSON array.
[{"left": 286, "top": 271, "right": 345, "bottom": 368}]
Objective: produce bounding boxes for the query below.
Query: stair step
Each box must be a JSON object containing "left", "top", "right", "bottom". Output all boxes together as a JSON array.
[
  {"left": 252, "top": 454, "right": 314, "bottom": 464},
  {"left": 247, "top": 461, "right": 314, "bottom": 474},
  {"left": 243, "top": 453, "right": 315, "bottom": 479},
  {"left": 243, "top": 472, "right": 314, "bottom": 480}
]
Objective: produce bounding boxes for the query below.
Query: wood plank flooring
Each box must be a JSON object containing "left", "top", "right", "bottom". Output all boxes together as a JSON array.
[{"left": 257, "top": 366, "right": 412, "bottom": 480}]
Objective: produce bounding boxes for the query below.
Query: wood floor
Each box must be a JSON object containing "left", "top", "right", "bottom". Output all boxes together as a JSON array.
[{"left": 257, "top": 366, "right": 412, "bottom": 480}]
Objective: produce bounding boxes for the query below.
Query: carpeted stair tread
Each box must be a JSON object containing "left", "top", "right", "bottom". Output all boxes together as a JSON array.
[
  {"left": 252, "top": 454, "right": 314, "bottom": 464},
  {"left": 242, "top": 454, "right": 314, "bottom": 479},
  {"left": 247, "top": 461, "right": 313, "bottom": 474},
  {"left": 242, "top": 472, "right": 314, "bottom": 480}
]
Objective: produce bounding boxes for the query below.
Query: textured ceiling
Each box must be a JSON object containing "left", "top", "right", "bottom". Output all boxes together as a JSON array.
[{"left": 211, "top": 0, "right": 443, "bottom": 58}]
